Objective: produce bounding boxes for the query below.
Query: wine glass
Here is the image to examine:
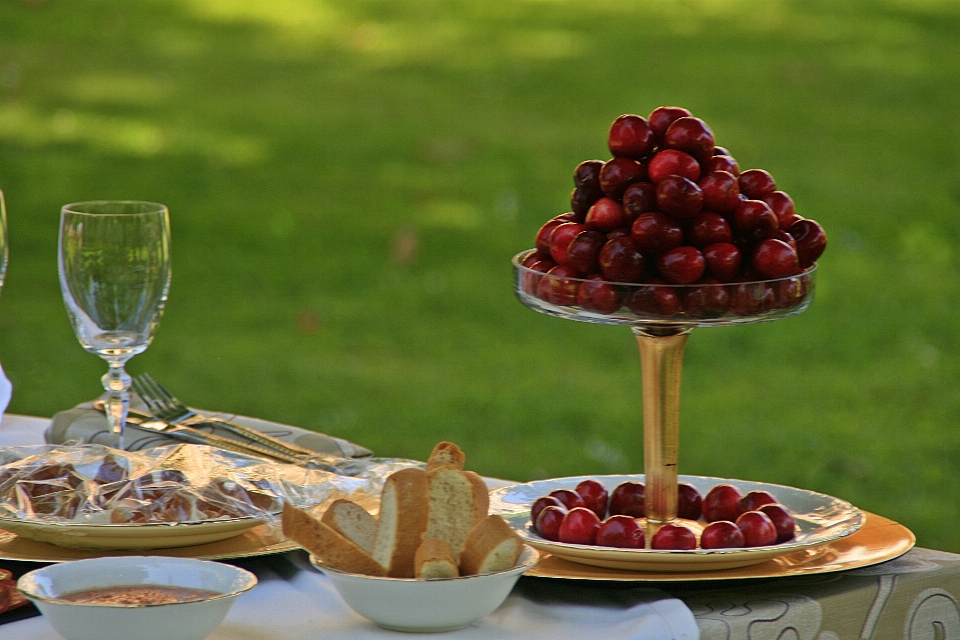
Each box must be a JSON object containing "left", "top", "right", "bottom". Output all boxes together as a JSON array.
[
  {"left": 513, "top": 250, "right": 816, "bottom": 527},
  {"left": 59, "top": 201, "right": 171, "bottom": 449}
]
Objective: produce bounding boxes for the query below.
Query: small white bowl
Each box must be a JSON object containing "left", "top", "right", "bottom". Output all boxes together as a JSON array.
[
  {"left": 312, "top": 545, "right": 539, "bottom": 633},
  {"left": 17, "top": 556, "right": 257, "bottom": 640}
]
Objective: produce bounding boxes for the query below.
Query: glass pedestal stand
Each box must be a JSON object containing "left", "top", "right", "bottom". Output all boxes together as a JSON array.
[{"left": 514, "top": 250, "right": 817, "bottom": 535}]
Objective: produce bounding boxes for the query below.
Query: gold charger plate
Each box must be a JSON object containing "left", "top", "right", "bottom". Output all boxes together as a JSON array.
[
  {"left": 523, "top": 511, "right": 913, "bottom": 582},
  {"left": 0, "top": 522, "right": 297, "bottom": 562},
  {"left": 491, "top": 474, "right": 864, "bottom": 572}
]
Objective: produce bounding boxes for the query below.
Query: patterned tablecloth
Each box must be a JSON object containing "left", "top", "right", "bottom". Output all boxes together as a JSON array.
[{"left": 670, "top": 546, "right": 960, "bottom": 639}]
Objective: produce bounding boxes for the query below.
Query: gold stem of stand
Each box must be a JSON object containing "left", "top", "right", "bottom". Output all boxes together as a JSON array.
[{"left": 633, "top": 327, "right": 691, "bottom": 524}]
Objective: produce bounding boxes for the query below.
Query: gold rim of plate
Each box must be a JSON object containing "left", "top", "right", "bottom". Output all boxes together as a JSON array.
[
  {"left": 0, "top": 514, "right": 267, "bottom": 550},
  {"left": 0, "top": 522, "right": 297, "bottom": 562},
  {"left": 490, "top": 474, "right": 867, "bottom": 573},
  {"left": 524, "top": 511, "right": 914, "bottom": 581}
]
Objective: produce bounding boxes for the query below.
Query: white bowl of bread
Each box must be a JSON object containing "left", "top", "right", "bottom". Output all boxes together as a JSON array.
[{"left": 282, "top": 442, "right": 539, "bottom": 633}]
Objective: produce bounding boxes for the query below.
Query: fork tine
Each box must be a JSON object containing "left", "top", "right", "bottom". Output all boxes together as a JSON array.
[
  {"left": 134, "top": 374, "right": 177, "bottom": 419},
  {"left": 144, "top": 373, "right": 184, "bottom": 410}
]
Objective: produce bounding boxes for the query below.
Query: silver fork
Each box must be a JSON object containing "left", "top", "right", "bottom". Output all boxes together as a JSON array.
[{"left": 132, "top": 373, "right": 336, "bottom": 463}]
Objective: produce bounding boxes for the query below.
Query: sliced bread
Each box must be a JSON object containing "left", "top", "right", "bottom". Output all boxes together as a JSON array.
[
  {"left": 425, "top": 441, "right": 465, "bottom": 471},
  {"left": 424, "top": 467, "right": 489, "bottom": 560},
  {"left": 414, "top": 538, "right": 459, "bottom": 579},
  {"left": 321, "top": 499, "right": 377, "bottom": 554},
  {"left": 458, "top": 514, "right": 523, "bottom": 576},
  {"left": 281, "top": 502, "right": 387, "bottom": 576},
  {"left": 371, "top": 467, "right": 429, "bottom": 578}
]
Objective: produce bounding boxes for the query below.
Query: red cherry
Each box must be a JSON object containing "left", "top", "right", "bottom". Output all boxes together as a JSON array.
[
  {"left": 574, "top": 160, "right": 605, "bottom": 201},
  {"left": 759, "top": 504, "right": 797, "bottom": 543},
  {"left": 535, "top": 505, "right": 566, "bottom": 541},
  {"left": 733, "top": 200, "right": 779, "bottom": 241},
  {"left": 627, "top": 279, "right": 681, "bottom": 317},
  {"left": 773, "top": 275, "right": 804, "bottom": 309},
  {"left": 702, "top": 243, "right": 742, "bottom": 282},
  {"left": 558, "top": 507, "right": 601, "bottom": 545},
  {"left": 687, "top": 212, "right": 732, "bottom": 248},
  {"left": 771, "top": 229, "right": 798, "bottom": 253},
  {"left": 576, "top": 275, "right": 620, "bottom": 314},
  {"left": 531, "top": 496, "right": 566, "bottom": 524},
  {"left": 663, "top": 116, "right": 715, "bottom": 163},
  {"left": 728, "top": 280, "right": 775, "bottom": 316},
  {"left": 519, "top": 258, "right": 555, "bottom": 295},
  {"left": 789, "top": 219, "right": 827, "bottom": 268},
  {"left": 705, "top": 155, "right": 740, "bottom": 177},
  {"left": 738, "top": 169, "right": 777, "bottom": 199},
  {"left": 600, "top": 157, "right": 647, "bottom": 200},
  {"left": 647, "top": 149, "right": 700, "bottom": 184},
  {"left": 682, "top": 278, "right": 729, "bottom": 317},
  {"left": 752, "top": 239, "right": 799, "bottom": 279},
  {"left": 622, "top": 182, "right": 658, "bottom": 223},
  {"left": 632, "top": 212, "right": 683, "bottom": 256},
  {"left": 608, "top": 114, "right": 655, "bottom": 160},
  {"left": 764, "top": 191, "right": 798, "bottom": 228},
  {"left": 736, "top": 511, "right": 778, "bottom": 547},
  {"left": 656, "top": 176, "right": 703, "bottom": 219},
  {"left": 598, "top": 236, "right": 645, "bottom": 283},
  {"left": 549, "top": 222, "right": 588, "bottom": 265},
  {"left": 571, "top": 188, "right": 596, "bottom": 222},
  {"left": 698, "top": 171, "right": 741, "bottom": 213},
  {"left": 585, "top": 198, "right": 627, "bottom": 233},
  {"left": 648, "top": 106, "right": 692, "bottom": 141},
  {"left": 596, "top": 515, "right": 645, "bottom": 549},
  {"left": 566, "top": 230, "right": 606, "bottom": 276},
  {"left": 657, "top": 246, "right": 705, "bottom": 285},
  {"left": 608, "top": 481, "right": 645, "bottom": 517},
  {"left": 535, "top": 215, "right": 573, "bottom": 256},
  {"left": 700, "top": 521, "right": 746, "bottom": 549},
  {"left": 536, "top": 265, "right": 579, "bottom": 306},
  {"left": 521, "top": 253, "right": 541, "bottom": 268},
  {"left": 575, "top": 479, "right": 610, "bottom": 519},
  {"left": 702, "top": 484, "right": 743, "bottom": 522},
  {"left": 549, "top": 488, "right": 587, "bottom": 511},
  {"left": 651, "top": 523, "right": 697, "bottom": 550},
  {"left": 677, "top": 482, "right": 703, "bottom": 520},
  {"left": 738, "top": 490, "right": 778, "bottom": 513},
  {"left": 607, "top": 227, "right": 631, "bottom": 239}
]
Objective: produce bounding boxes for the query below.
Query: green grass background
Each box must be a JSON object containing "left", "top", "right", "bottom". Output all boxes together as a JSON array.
[{"left": 2, "top": 0, "right": 960, "bottom": 551}]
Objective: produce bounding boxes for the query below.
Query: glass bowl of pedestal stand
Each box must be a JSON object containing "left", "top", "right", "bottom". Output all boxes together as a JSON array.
[{"left": 511, "top": 250, "right": 856, "bottom": 571}]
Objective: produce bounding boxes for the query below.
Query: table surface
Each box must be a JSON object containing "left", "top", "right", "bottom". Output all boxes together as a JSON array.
[{"left": 2, "top": 413, "right": 960, "bottom": 640}]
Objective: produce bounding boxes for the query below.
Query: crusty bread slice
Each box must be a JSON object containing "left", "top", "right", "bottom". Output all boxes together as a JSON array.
[
  {"left": 414, "top": 538, "right": 459, "bottom": 579},
  {"left": 459, "top": 514, "right": 523, "bottom": 576},
  {"left": 425, "top": 441, "right": 465, "bottom": 471},
  {"left": 371, "top": 468, "right": 429, "bottom": 578},
  {"left": 321, "top": 499, "right": 377, "bottom": 554},
  {"left": 281, "top": 502, "right": 387, "bottom": 576},
  {"left": 424, "top": 467, "right": 489, "bottom": 560}
]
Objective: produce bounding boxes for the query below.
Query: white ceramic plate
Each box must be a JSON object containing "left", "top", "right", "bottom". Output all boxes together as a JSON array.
[
  {"left": 489, "top": 474, "right": 864, "bottom": 572},
  {"left": 0, "top": 515, "right": 265, "bottom": 550}
]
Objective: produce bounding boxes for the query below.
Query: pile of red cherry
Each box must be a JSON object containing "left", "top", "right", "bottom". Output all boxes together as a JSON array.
[
  {"left": 521, "top": 106, "right": 828, "bottom": 318},
  {"left": 531, "top": 479, "right": 797, "bottom": 550}
]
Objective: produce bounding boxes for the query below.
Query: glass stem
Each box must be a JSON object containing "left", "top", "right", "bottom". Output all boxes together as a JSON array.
[
  {"left": 633, "top": 327, "right": 692, "bottom": 524},
  {"left": 101, "top": 360, "right": 132, "bottom": 450}
]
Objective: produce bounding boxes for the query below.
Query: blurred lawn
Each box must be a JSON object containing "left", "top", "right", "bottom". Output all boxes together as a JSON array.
[{"left": 2, "top": 0, "right": 960, "bottom": 551}]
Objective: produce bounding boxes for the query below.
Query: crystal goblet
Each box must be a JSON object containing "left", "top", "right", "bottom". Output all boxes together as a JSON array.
[
  {"left": 513, "top": 250, "right": 816, "bottom": 526},
  {"left": 59, "top": 201, "right": 171, "bottom": 449}
]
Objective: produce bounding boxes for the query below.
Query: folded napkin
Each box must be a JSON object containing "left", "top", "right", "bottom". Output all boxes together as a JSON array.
[
  {"left": 45, "top": 396, "right": 372, "bottom": 459},
  {"left": 0, "top": 363, "right": 11, "bottom": 425}
]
